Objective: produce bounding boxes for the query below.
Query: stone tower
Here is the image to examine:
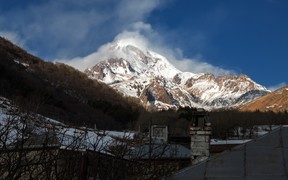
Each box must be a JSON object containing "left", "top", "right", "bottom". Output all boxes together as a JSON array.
[{"left": 190, "top": 109, "right": 211, "bottom": 165}]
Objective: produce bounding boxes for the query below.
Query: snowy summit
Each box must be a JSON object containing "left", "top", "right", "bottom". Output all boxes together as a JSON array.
[{"left": 85, "top": 39, "right": 269, "bottom": 110}]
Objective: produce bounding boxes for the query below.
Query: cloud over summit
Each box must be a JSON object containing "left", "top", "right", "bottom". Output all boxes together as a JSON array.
[
  {"left": 1, "top": 0, "right": 233, "bottom": 76},
  {"left": 62, "top": 22, "right": 232, "bottom": 76},
  {"left": 0, "top": 0, "right": 163, "bottom": 59}
]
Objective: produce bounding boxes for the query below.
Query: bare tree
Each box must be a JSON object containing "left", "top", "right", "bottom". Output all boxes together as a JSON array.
[{"left": 0, "top": 100, "right": 187, "bottom": 180}]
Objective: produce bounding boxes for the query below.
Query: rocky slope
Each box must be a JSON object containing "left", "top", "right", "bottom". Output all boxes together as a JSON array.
[
  {"left": 179, "top": 73, "right": 269, "bottom": 108},
  {"left": 240, "top": 86, "right": 288, "bottom": 112},
  {"left": 85, "top": 39, "right": 269, "bottom": 110}
]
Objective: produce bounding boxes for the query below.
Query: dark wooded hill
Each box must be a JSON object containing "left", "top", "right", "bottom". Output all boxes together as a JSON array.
[{"left": 0, "top": 37, "right": 143, "bottom": 129}]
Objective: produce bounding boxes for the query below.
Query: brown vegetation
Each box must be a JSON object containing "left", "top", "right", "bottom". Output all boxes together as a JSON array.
[
  {"left": 240, "top": 86, "right": 288, "bottom": 112},
  {"left": 0, "top": 36, "right": 143, "bottom": 130}
]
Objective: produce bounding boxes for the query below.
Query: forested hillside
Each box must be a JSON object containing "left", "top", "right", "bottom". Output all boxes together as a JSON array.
[{"left": 0, "top": 37, "right": 143, "bottom": 129}]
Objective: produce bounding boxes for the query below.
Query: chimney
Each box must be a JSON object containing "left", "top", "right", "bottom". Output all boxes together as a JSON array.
[{"left": 190, "top": 109, "right": 211, "bottom": 165}]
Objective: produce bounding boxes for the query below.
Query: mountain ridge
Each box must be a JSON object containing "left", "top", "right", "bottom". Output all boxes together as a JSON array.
[
  {"left": 240, "top": 85, "right": 288, "bottom": 112},
  {"left": 84, "top": 39, "right": 269, "bottom": 110}
]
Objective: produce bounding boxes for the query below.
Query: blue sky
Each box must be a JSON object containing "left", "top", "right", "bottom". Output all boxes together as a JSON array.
[{"left": 0, "top": 0, "right": 287, "bottom": 90}]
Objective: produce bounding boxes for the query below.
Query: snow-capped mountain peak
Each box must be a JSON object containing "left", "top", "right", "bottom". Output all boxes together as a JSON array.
[
  {"left": 85, "top": 40, "right": 181, "bottom": 84},
  {"left": 84, "top": 41, "right": 269, "bottom": 110}
]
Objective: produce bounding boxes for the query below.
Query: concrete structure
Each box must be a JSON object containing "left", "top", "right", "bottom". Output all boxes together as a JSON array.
[{"left": 190, "top": 110, "right": 211, "bottom": 164}]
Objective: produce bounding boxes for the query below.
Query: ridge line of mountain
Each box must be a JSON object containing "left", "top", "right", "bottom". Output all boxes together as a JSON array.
[{"left": 83, "top": 40, "right": 269, "bottom": 110}]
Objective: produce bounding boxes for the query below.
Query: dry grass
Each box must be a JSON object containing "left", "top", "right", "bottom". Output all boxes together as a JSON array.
[{"left": 240, "top": 86, "right": 288, "bottom": 112}]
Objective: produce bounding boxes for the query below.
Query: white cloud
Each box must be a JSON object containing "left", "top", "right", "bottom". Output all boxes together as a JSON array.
[
  {"left": 61, "top": 22, "right": 233, "bottom": 76},
  {"left": 116, "top": 0, "right": 163, "bottom": 22},
  {"left": 130, "top": 22, "right": 152, "bottom": 32},
  {"left": 268, "top": 82, "right": 287, "bottom": 91},
  {"left": 1, "top": 0, "right": 234, "bottom": 76},
  {"left": 0, "top": 0, "right": 164, "bottom": 59}
]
